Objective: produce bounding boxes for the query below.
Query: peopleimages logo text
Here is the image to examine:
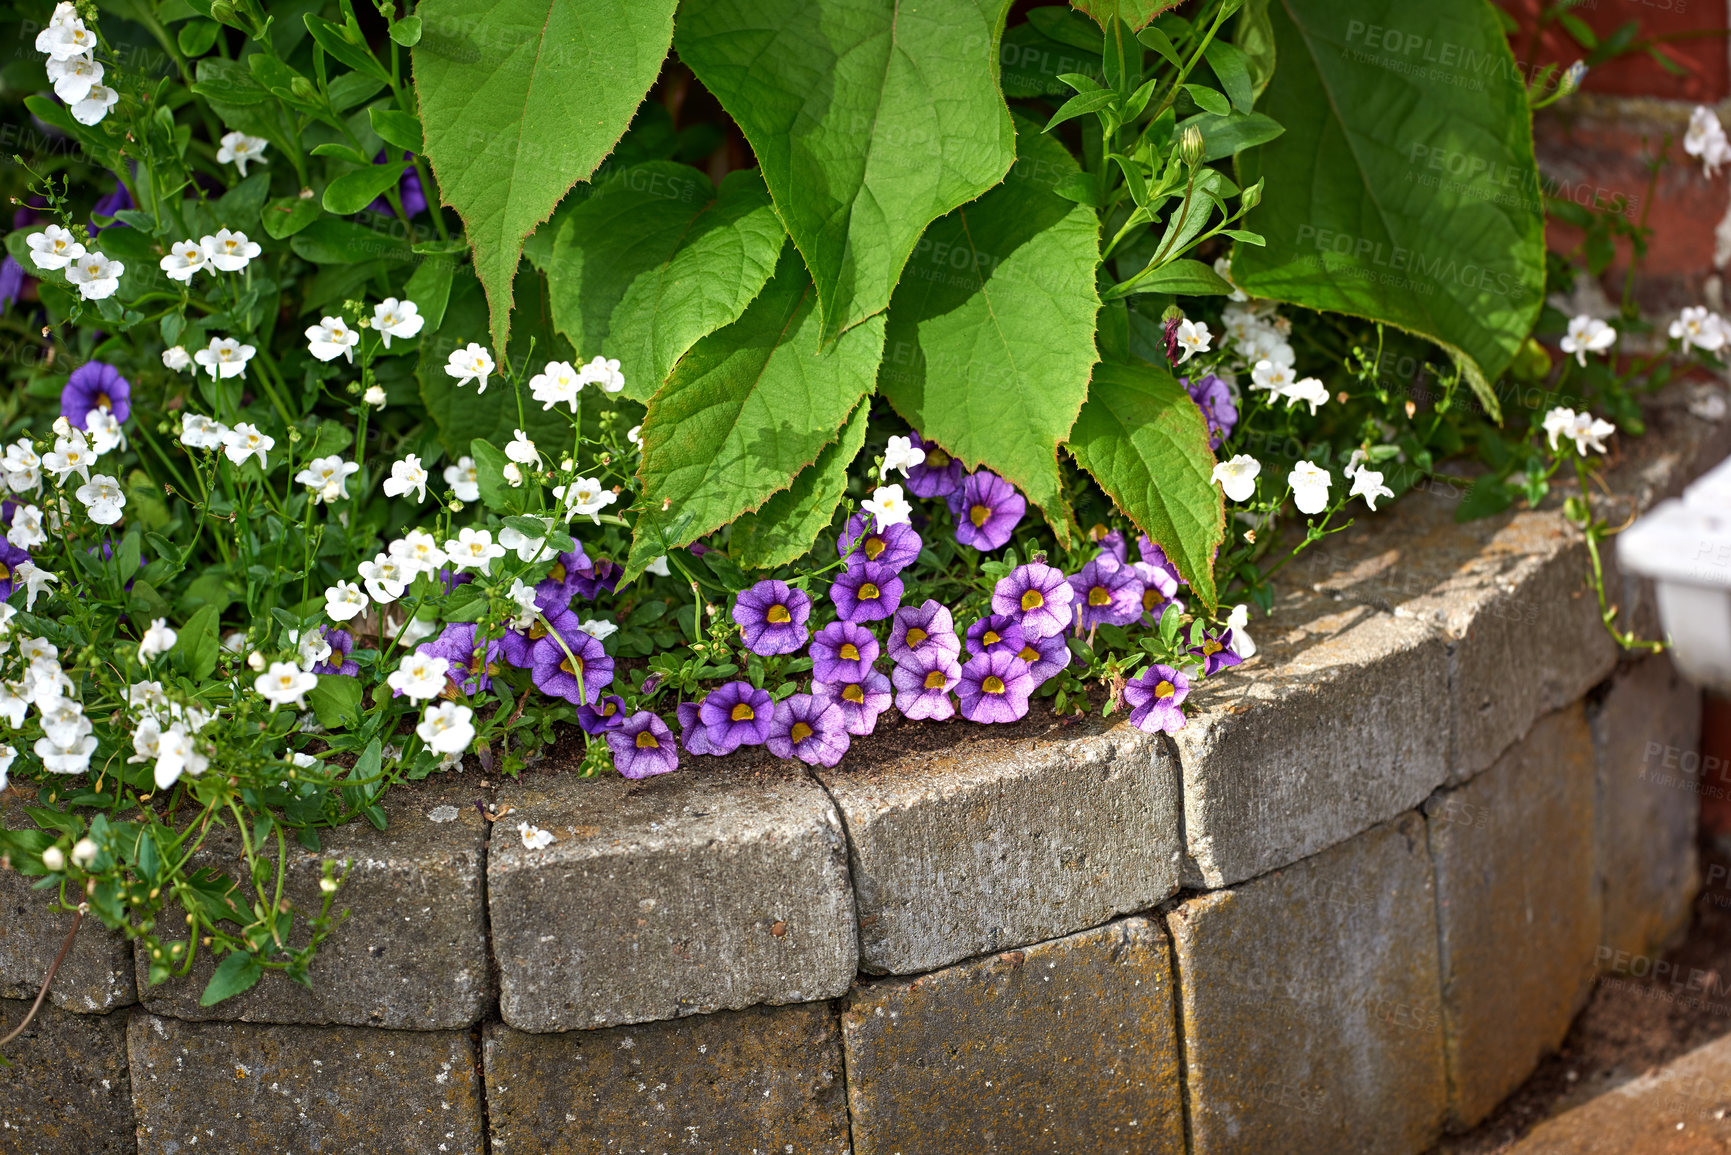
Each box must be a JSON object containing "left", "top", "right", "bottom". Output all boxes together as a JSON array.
[{"left": 1294, "top": 224, "right": 1534, "bottom": 300}]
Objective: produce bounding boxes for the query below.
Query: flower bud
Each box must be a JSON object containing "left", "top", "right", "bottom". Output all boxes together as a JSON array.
[
  {"left": 319, "top": 878, "right": 338, "bottom": 894},
  {"left": 42, "top": 846, "right": 65, "bottom": 872},
  {"left": 290, "top": 76, "right": 317, "bottom": 102},
  {"left": 1179, "top": 125, "right": 1205, "bottom": 167},
  {"left": 71, "top": 838, "right": 98, "bottom": 867},
  {"left": 1240, "top": 180, "right": 1263, "bottom": 212},
  {"left": 247, "top": 650, "right": 266, "bottom": 671}
]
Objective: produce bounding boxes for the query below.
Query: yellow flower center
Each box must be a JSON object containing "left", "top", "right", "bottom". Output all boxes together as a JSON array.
[
  {"left": 560, "top": 655, "right": 584, "bottom": 676},
  {"left": 599, "top": 700, "right": 616, "bottom": 717},
  {"left": 790, "top": 722, "right": 814, "bottom": 743},
  {"left": 1155, "top": 680, "right": 1175, "bottom": 699},
  {"left": 731, "top": 703, "right": 755, "bottom": 722},
  {"left": 96, "top": 392, "right": 112, "bottom": 410},
  {"left": 906, "top": 627, "right": 927, "bottom": 647},
  {"left": 839, "top": 643, "right": 860, "bottom": 661},
  {"left": 842, "top": 684, "right": 865, "bottom": 704},
  {"left": 969, "top": 504, "right": 991, "bottom": 528},
  {"left": 549, "top": 562, "right": 566, "bottom": 582},
  {"left": 635, "top": 730, "right": 660, "bottom": 749},
  {"left": 1020, "top": 590, "right": 1043, "bottom": 611},
  {"left": 923, "top": 670, "right": 947, "bottom": 689},
  {"left": 858, "top": 583, "right": 880, "bottom": 601},
  {"left": 982, "top": 631, "right": 1001, "bottom": 647},
  {"left": 864, "top": 536, "right": 886, "bottom": 560},
  {"left": 982, "top": 675, "right": 1006, "bottom": 694},
  {"left": 1018, "top": 645, "right": 1039, "bottom": 663},
  {"left": 1088, "top": 587, "right": 1111, "bottom": 606},
  {"left": 1202, "top": 640, "right": 1222, "bottom": 656},
  {"left": 1143, "top": 588, "right": 1165, "bottom": 612},
  {"left": 0, "top": 562, "right": 9, "bottom": 581},
  {"left": 528, "top": 621, "right": 548, "bottom": 640},
  {"left": 766, "top": 604, "right": 792, "bottom": 624},
  {"left": 927, "top": 448, "right": 950, "bottom": 468}
]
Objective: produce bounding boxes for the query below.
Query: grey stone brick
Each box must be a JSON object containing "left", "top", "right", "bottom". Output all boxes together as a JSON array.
[{"left": 0, "top": 997, "right": 133, "bottom": 1154}]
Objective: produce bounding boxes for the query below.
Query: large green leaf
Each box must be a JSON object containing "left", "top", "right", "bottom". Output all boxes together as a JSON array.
[
  {"left": 413, "top": 0, "right": 678, "bottom": 349},
  {"left": 1067, "top": 360, "right": 1223, "bottom": 612},
  {"left": 877, "top": 119, "right": 1099, "bottom": 545},
  {"left": 1070, "top": 0, "right": 1183, "bottom": 31},
  {"left": 542, "top": 163, "right": 785, "bottom": 402},
  {"left": 1230, "top": 0, "right": 1545, "bottom": 420},
  {"left": 628, "top": 246, "right": 886, "bottom": 582},
  {"left": 729, "top": 399, "right": 871, "bottom": 569},
  {"left": 675, "top": 0, "right": 1017, "bottom": 341}
]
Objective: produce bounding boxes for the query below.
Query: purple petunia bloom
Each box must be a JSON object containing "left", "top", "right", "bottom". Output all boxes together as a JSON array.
[
  {"left": 417, "top": 623, "right": 505, "bottom": 697},
  {"left": 1138, "top": 536, "right": 1184, "bottom": 588},
  {"left": 570, "top": 559, "right": 622, "bottom": 601},
  {"left": 0, "top": 535, "right": 29, "bottom": 601},
  {"left": 1069, "top": 557, "right": 1145, "bottom": 630},
  {"left": 903, "top": 432, "right": 966, "bottom": 498},
  {"left": 676, "top": 700, "right": 718, "bottom": 756},
  {"left": 732, "top": 579, "right": 813, "bottom": 656},
  {"left": 0, "top": 257, "right": 23, "bottom": 314},
  {"left": 529, "top": 626, "right": 614, "bottom": 705},
  {"left": 765, "top": 693, "right": 851, "bottom": 767},
  {"left": 829, "top": 560, "right": 902, "bottom": 623},
  {"left": 808, "top": 621, "right": 880, "bottom": 684},
  {"left": 1013, "top": 633, "right": 1073, "bottom": 687},
  {"left": 956, "top": 651, "right": 1035, "bottom": 724},
  {"left": 533, "top": 545, "right": 592, "bottom": 611},
  {"left": 965, "top": 614, "right": 1025, "bottom": 659},
  {"left": 60, "top": 361, "right": 131, "bottom": 429},
  {"left": 1093, "top": 529, "right": 1128, "bottom": 566},
  {"left": 890, "top": 650, "right": 961, "bottom": 721},
  {"left": 838, "top": 514, "right": 922, "bottom": 572},
  {"left": 311, "top": 628, "right": 358, "bottom": 677},
  {"left": 700, "top": 681, "right": 775, "bottom": 754},
  {"left": 577, "top": 693, "right": 628, "bottom": 735},
  {"left": 367, "top": 151, "right": 427, "bottom": 217},
  {"left": 813, "top": 667, "right": 892, "bottom": 736},
  {"left": 607, "top": 711, "right": 679, "bottom": 778},
  {"left": 990, "top": 562, "right": 1074, "bottom": 641},
  {"left": 1124, "top": 664, "right": 1189, "bottom": 734},
  {"left": 948, "top": 471, "right": 1025, "bottom": 552},
  {"left": 1184, "top": 374, "right": 1238, "bottom": 450},
  {"left": 435, "top": 567, "right": 474, "bottom": 596},
  {"left": 1189, "top": 628, "right": 1243, "bottom": 677},
  {"left": 1134, "top": 561, "right": 1184, "bottom": 621},
  {"left": 886, "top": 600, "right": 960, "bottom": 669}
]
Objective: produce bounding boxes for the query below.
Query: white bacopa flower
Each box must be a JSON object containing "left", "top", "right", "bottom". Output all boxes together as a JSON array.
[
  {"left": 137, "top": 618, "right": 177, "bottom": 662},
  {"left": 499, "top": 516, "right": 553, "bottom": 562},
  {"left": 194, "top": 336, "right": 256, "bottom": 380},
  {"left": 503, "top": 462, "right": 524, "bottom": 488},
  {"left": 7, "top": 504, "right": 44, "bottom": 550},
  {"left": 255, "top": 661, "right": 318, "bottom": 710},
  {"left": 579, "top": 618, "right": 619, "bottom": 642},
  {"left": 578, "top": 355, "right": 625, "bottom": 393},
  {"left": 382, "top": 454, "right": 429, "bottom": 504},
  {"left": 555, "top": 477, "right": 617, "bottom": 523},
  {"left": 35, "top": 733, "right": 96, "bottom": 775},
  {"left": 40, "top": 845, "right": 65, "bottom": 872},
  {"left": 70, "top": 836, "right": 98, "bottom": 867},
  {"left": 1288, "top": 460, "right": 1332, "bottom": 515},
  {"left": 1349, "top": 467, "right": 1395, "bottom": 511},
  {"left": 295, "top": 455, "right": 360, "bottom": 503},
  {"left": 0, "top": 742, "right": 13, "bottom": 787},
  {"left": 179, "top": 412, "right": 229, "bottom": 449},
  {"left": 1174, "top": 318, "right": 1213, "bottom": 364},
  {"left": 529, "top": 360, "right": 582, "bottom": 411},
  {"left": 443, "top": 527, "right": 505, "bottom": 575},
  {"left": 201, "top": 228, "right": 261, "bottom": 273},
  {"left": 1669, "top": 305, "right": 1726, "bottom": 352},
  {"left": 69, "top": 83, "right": 118, "bottom": 126},
  {"left": 1280, "top": 376, "right": 1329, "bottom": 415},
  {"left": 1559, "top": 315, "right": 1616, "bottom": 366},
  {"left": 861, "top": 483, "right": 913, "bottom": 528},
  {"left": 1565, "top": 410, "right": 1617, "bottom": 456},
  {"left": 1225, "top": 604, "right": 1257, "bottom": 660},
  {"left": 1542, "top": 406, "right": 1577, "bottom": 453},
  {"left": 387, "top": 653, "right": 450, "bottom": 702},
  {"left": 517, "top": 822, "right": 554, "bottom": 850},
  {"left": 305, "top": 315, "right": 360, "bottom": 363},
  {"left": 390, "top": 529, "right": 447, "bottom": 572},
  {"left": 646, "top": 555, "right": 671, "bottom": 577},
  {"left": 627, "top": 425, "right": 642, "bottom": 448},
  {"left": 1685, "top": 105, "right": 1731, "bottom": 178},
  {"left": 85, "top": 409, "right": 123, "bottom": 457},
  {"left": 153, "top": 723, "right": 208, "bottom": 789},
  {"left": 417, "top": 701, "right": 475, "bottom": 755},
  {"left": 162, "top": 345, "right": 193, "bottom": 373},
  {"left": 363, "top": 384, "right": 387, "bottom": 410},
  {"left": 38, "top": 16, "right": 96, "bottom": 61},
  {"left": 324, "top": 580, "right": 368, "bottom": 622},
  {"left": 444, "top": 456, "right": 480, "bottom": 502},
  {"left": 47, "top": 52, "right": 102, "bottom": 104},
  {"left": 357, "top": 553, "right": 410, "bottom": 603},
  {"left": 65, "top": 251, "right": 123, "bottom": 300},
  {"left": 444, "top": 343, "right": 495, "bottom": 392},
  {"left": 2, "top": 438, "right": 41, "bottom": 491},
  {"left": 371, "top": 297, "right": 425, "bottom": 348},
  {"left": 216, "top": 131, "right": 269, "bottom": 177},
  {"left": 128, "top": 715, "right": 163, "bottom": 763},
  {"left": 222, "top": 422, "right": 274, "bottom": 470},
  {"left": 1211, "top": 454, "right": 1261, "bottom": 502},
  {"left": 39, "top": 701, "right": 91, "bottom": 748},
  {"left": 1250, "top": 358, "right": 1296, "bottom": 394},
  {"left": 505, "top": 578, "right": 540, "bottom": 628},
  {"left": 288, "top": 627, "right": 331, "bottom": 672},
  {"left": 26, "top": 225, "right": 84, "bottom": 272},
  {"left": 879, "top": 436, "right": 926, "bottom": 479},
  {"left": 505, "top": 429, "right": 540, "bottom": 467},
  {"left": 0, "top": 684, "right": 25, "bottom": 730},
  {"left": 76, "top": 474, "right": 126, "bottom": 524}
]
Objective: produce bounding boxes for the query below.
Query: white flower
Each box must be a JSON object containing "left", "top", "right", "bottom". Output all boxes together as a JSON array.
[
  {"left": 444, "top": 343, "right": 495, "bottom": 392},
  {"left": 529, "top": 360, "right": 582, "bottom": 411},
  {"left": 85, "top": 409, "right": 124, "bottom": 456},
  {"left": 517, "top": 822, "right": 554, "bottom": 850},
  {"left": 646, "top": 555, "right": 671, "bottom": 577},
  {"left": 47, "top": 52, "right": 103, "bottom": 103},
  {"left": 0, "top": 683, "right": 25, "bottom": 731},
  {"left": 578, "top": 355, "right": 625, "bottom": 393},
  {"left": 69, "top": 83, "right": 118, "bottom": 126},
  {"left": 222, "top": 422, "right": 273, "bottom": 469},
  {"left": 444, "top": 527, "right": 505, "bottom": 575},
  {"left": 388, "top": 653, "right": 450, "bottom": 702},
  {"left": 153, "top": 723, "right": 208, "bottom": 789},
  {"left": 1280, "top": 376, "right": 1329, "bottom": 415},
  {"left": 372, "top": 297, "right": 424, "bottom": 348},
  {"left": 363, "top": 384, "right": 387, "bottom": 409},
  {"left": 71, "top": 837, "right": 98, "bottom": 867},
  {"left": 1174, "top": 318, "right": 1212, "bottom": 364},
  {"left": 2, "top": 439, "right": 41, "bottom": 492},
  {"left": 255, "top": 661, "right": 318, "bottom": 710},
  {"left": 0, "top": 742, "right": 12, "bottom": 788},
  {"left": 128, "top": 715, "right": 163, "bottom": 764},
  {"left": 137, "top": 618, "right": 177, "bottom": 662},
  {"left": 35, "top": 733, "right": 95, "bottom": 775},
  {"left": 505, "top": 429, "right": 540, "bottom": 467},
  {"left": 555, "top": 477, "right": 617, "bottom": 523},
  {"left": 1565, "top": 410, "right": 1617, "bottom": 456},
  {"left": 627, "top": 425, "right": 642, "bottom": 448},
  {"left": 1288, "top": 460, "right": 1332, "bottom": 515},
  {"left": 39, "top": 701, "right": 90, "bottom": 748},
  {"left": 1250, "top": 358, "right": 1296, "bottom": 394},
  {"left": 7, "top": 504, "right": 44, "bottom": 550},
  {"left": 880, "top": 436, "right": 926, "bottom": 479},
  {"left": 179, "top": 412, "right": 229, "bottom": 449},
  {"left": 390, "top": 529, "right": 447, "bottom": 575},
  {"left": 861, "top": 483, "right": 913, "bottom": 528},
  {"left": 162, "top": 345, "right": 193, "bottom": 373},
  {"left": 324, "top": 580, "right": 368, "bottom": 622},
  {"left": 357, "top": 553, "right": 411, "bottom": 603},
  {"left": 194, "top": 336, "right": 256, "bottom": 380},
  {"left": 1559, "top": 315, "right": 1616, "bottom": 366},
  {"left": 295, "top": 455, "right": 359, "bottom": 503},
  {"left": 382, "top": 454, "right": 429, "bottom": 504},
  {"left": 1349, "top": 467, "right": 1394, "bottom": 511},
  {"left": 216, "top": 131, "right": 269, "bottom": 177},
  {"left": 506, "top": 578, "right": 540, "bottom": 628},
  {"left": 26, "top": 225, "right": 84, "bottom": 272},
  {"left": 1542, "top": 406, "right": 1577, "bottom": 452},
  {"left": 502, "top": 462, "right": 524, "bottom": 488},
  {"left": 74, "top": 472, "right": 124, "bottom": 525},
  {"left": 1669, "top": 305, "right": 1726, "bottom": 352},
  {"left": 1225, "top": 604, "right": 1257, "bottom": 660},
  {"left": 305, "top": 315, "right": 360, "bottom": 363},
  {"left": 443, "top": 456, "right": 480, "bottom": 502},
  {"left": 578, "top": 618, "right": 618, "bottom": 642},
  {"left": 40, "top": 845, "right": 65, "bottom": 871},
  {"left": 1211, "top": 454, "right": 1261, "bottom": 502},
  {"left": 289, "top": 627, "right": 331, "bottom": 671},
  {"left": 38, "top": 17, "right": 96, "bottom": 61},
  {"left": 499, "top": 516, "right": 554, "bottom": 562},
  {"left": 416, "top": 701, "right": 475, "bottom": 754},
  {"left": 200, "top": 228, "right": 261, "bottom": 273},
  {"left": 65, "top": 251, "right": 124, "bottom": 300},
  {"left": 1685, "top": 105, "right": 1731, "bottom": 178},
  {"left": 42, "top": 427, "right": 94, "bottom": 485}
]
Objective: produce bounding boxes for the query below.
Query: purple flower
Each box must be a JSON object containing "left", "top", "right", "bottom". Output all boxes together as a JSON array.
[
  {"left": 1013, "top": 633, "right": 1072, "bottom": 687},
  {"left": 435, "top": 567, "right": 474, "bottom": 595},
  {"left": 732, "top": 580, "right": 812, "bottom": 656},
  {"left": 1189, "top": 628, "right": 1242, "bottom": 677},
  {"left": 809, "top": 621, "right": 880, "bottom": 684},
  {"left": 533, "top": 545, "right": 592, "bottom": 610},
  {"left": 607, "top": 711, "right": 679, "bottom": 778},
  {"left": 311, "top": 628, "right": 358, "bottom": 677},
  {"left": 990, "top": 562, "right": 1074, "bottom": 641},
  {"left": 948, "top": 471, "right": 1024, "bottom": 552},
  {"left": 965, "top": 614, "right": 1025, "bottom": 659},
  {"left": 0, "top": 257, "right": 23, "bottom": 314},
  {"left": 956, "top": 651, "right": 1035, "bottom": 724},
  {"left": 529, "top": 625, "right": 614, "bottom": 705},
  {"left": 765, "top": 693, "right": 851, "bottom": 767},
  {"left": 91, "top": 179, "right": 132, "bottom": 230},
  {"left": 838, "top": 515, "right": 922, "bottom": 572},
  {"left": 891, "top": 650, "right": 961, "bottom": 721},
  {"left": 676, "top": 701, "right": 718, "bottom": 756},
  {"left": 903, "top": 432, "right": 965, "bottom": 498},
  {"left": 570, "top": 559, "right": 621, "bottom": 601},
  {"left": 367, "top": 151, "right": 427, "bottom": 217},
  {"left": 1124, "top": 664, "right": 1189, "bottom": 735},
  {"left": 1134, "top": 561, "right": 1184, "bottom": 620},
  {"left": 0, "top": 536, "right": 30, "bottom": 601},
  {"left": 828, "top": 560, "right": 902, "bottom": 623},
  {"left": 1069, "top": 557, "right": 1144, "bottom": 629},
  {"left": 1138, "top": 536, "right": 1183, "bottom": 587},
  {"left": 887, "top": 600, "right": 960, "bottom": 668},
  {"left": 813, "top": 667, "right": 892, "bottom": 736},
  {"left": 1184, "top": 374, "right": 1238, "bottom": 449},
  {"left": 60, "top": 361, "right": 131, "bottom": 429},
  {"left": 1093, "top": 529, "right": 1128, "bottom": 565},
  {"left": 417, "top": 623, "right": 504, "bottom": 697},
  {"left": 577, "top": 694, "right": 627, "bottom": 735},
  {"left": 699, "top": 681, "right": 774, "bottom": 753}
]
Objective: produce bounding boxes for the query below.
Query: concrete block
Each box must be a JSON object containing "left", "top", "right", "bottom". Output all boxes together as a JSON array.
[
  {"left": 1593, "top": 653, "right": 1702, "bottom": 958},
  {"left": 840, "top": 916, "right": 1184, "bottom": 1155},
  {"left": 127, "top": 1013, "right": 482, "bottom": 1155},
  {"left": 816, "top": 715, "right": 1182, "bottom": 974},
  {"left": 136, "top": 777, "right": 491, "bottom": 1029},
  {"left": 1168, "top": 812, "right": 1448, "bottom": 1155},
  {"left": 484, "top": 1003, "right": 849, "bottom": 1154},
  {"left": 1173, "top": 604, "right": 1449, "bottom": 886},
  {"left": 1425, "top": 704, "right": 1601, "bottom": 1129},
  {"left": 490, "top": 764, "right": 856, "bottom": 1032},
  {"left": 0, "top": 997, "right": 133, "bottom": 1154}
]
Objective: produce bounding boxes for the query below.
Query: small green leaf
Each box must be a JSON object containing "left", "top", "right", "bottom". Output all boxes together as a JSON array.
[
  {"left": 200, "top": 951, "right": 263, "bottom": 1006},
  {"left": 177, "top": 18, "right": 220, "bottom": 56},
  {"left": 323, "top": 163, "right": 407, "bottom": 216},
  {"left": 307, "top": 675, "right": 363, "bottom": 730},
  {"left": 369, "top": 107, "right": 423, "bottom": 154},
  {"left": 389, "top": 14, "right": 423, "bottom": 46},
  {"left": 261, "top": 193, "right": 323, "bottom": 240},
  {"left": 1110, "top": 258, "right": 1234, "bottom": 298},
  {"left": 135, "top": 830, "right": 161, "bottom": 884},
  {"left": 304, "top": 13, "right": 390, "bottom": 82},
  {"left": 1202, "top": 38, "right": 1255, "bottom": 111},
  {"left": 311, "top": 142, "right": 374, "bottom": 165},
  {"left": 1183, "top": 83, "right": 1231, "bottom": 116}
]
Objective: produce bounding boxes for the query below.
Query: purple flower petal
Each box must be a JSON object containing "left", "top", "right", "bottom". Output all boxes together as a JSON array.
[
  {"left": 890, "top": 650, "right": 961, "bottom": 720},
  {"left": 956, "top": 651, "right": 1035, "bottom": 724},
  {"left": 949, "top": 471, "right": 1024, "bottom": 552},
  {"left": 699, "top": 681, "right": 774, "bottom": 753},
  {"left": 828, "top": 560, "right": 903, "bottom": 623},
  {"left": 60, "top": 361, "right": 131, "bottom": 429},
  {"left": 607, "top": 711, "right": 679, "bottom": 778},
  {"left": 1124, "top": 664, "right": 1189, "bottom": 734},
  {"left": 964, "top": 614, "right": 1025, "bottom": 659},
  {"left": 1069, "top": 557, "right": 1144, "bottom": 629},
  {"left": 903, "top": 432, "right": 965, "bottom": 498},
  {"left": 813, "top": 667, "right": 892, "bottom": 736},
  {"left": 732, "top": 579, "right": 813, "bottom": 656},
  {"left": 990, "top": 562, "right": 1074, "bottom": 641},
  {"left": 837, "top": 514, "right": 922, "bottom": 572},
  {"left": 886, "top": 600, "right": 961, "bottom": 669},
  {"left": 765, "top": 693, "right": 851, "bottom": 767}
]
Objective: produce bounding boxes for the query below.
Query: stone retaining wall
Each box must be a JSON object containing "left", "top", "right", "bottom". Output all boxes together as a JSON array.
[{"left": 2, "top": 379, "right": 1726, "bottom": 1154}]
